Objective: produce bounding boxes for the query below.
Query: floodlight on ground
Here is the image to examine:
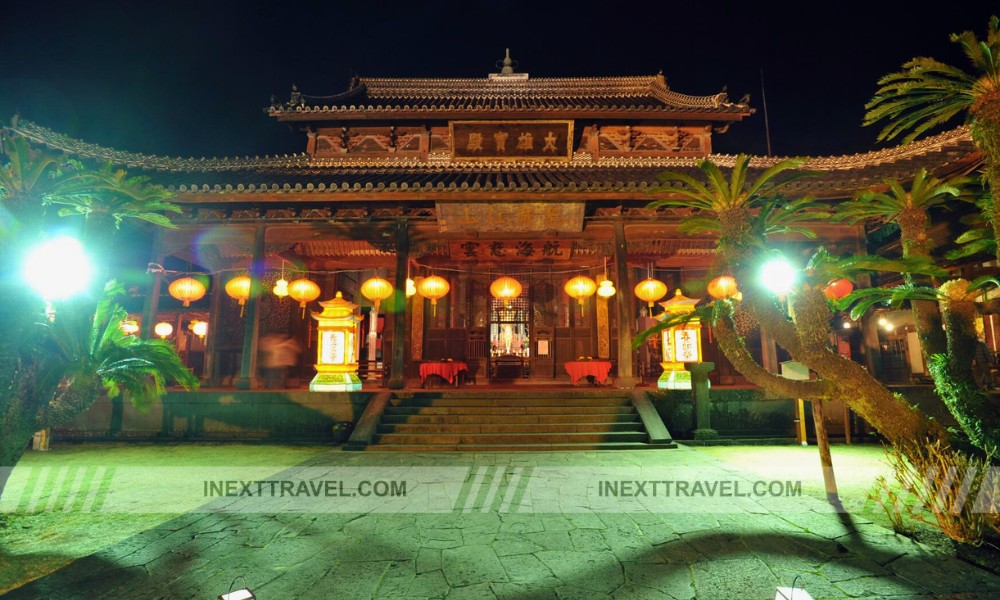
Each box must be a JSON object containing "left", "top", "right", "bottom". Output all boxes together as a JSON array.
[
  {"left": 758, "top": 256, "right": 797, "bottom": 297},
  {"left": 219, "top": 576, "right": 255, "bottom": 600},
  {"left": 23, "top": 236, "right": 93, "bottom": 301}
]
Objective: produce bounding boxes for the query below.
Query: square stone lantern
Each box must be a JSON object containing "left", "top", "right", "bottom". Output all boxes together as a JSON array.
[
  {"left": 657, "top": 289, "right": 703, "bottom": 390},
  {"left": 310, "top": 291, "right": 363, "bottom": 391}
]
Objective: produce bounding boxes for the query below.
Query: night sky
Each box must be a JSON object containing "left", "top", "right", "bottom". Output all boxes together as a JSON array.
[{"left": 3, "top": 2, "right": 998, "bottom": 161}]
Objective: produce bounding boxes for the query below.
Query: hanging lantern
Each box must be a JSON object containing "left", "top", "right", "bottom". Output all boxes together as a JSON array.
[
  {"left": 597, "top": 279, "right": 616, "bottom": 298},
  {"left": 168, "top": 276, "right": 206, "bottom": 307},
  {"left": 273, "top": 260, "right": 289, "bottom": 298},
  {"left": 153, "top": 321, "right": 174, "bottom": 339},
  {"left": 406, "top": 278, "right": 417, "bottom": 298},
  {"left": 361, "top": 276, "right": 394, "bottom": 310},
  {"left": 225, "top": 274, "right": 252, "bottom": 317},
  {"left": 189, "top": 320, "right": 208, "bottom": 339},
  {"left": 417, "top": 275, "right": 450, "bottom": 316},
  {"left": 634, "top": 277, "right": 668, "bottom": 308},
  {"left": 564, "top": 276, "right": 597, "bottom": 315},
  {"left": 288, "top": 278, "right": 322, "bottom": 317},
  {"left": 120, "top": 319, "right": 139, "bottom": 335},
  {"left": 707, "top": 275, "right": 739, "bottom": 300},
  {"left": 823, "top": 279, "right": 854, "bottom": 300},
  {"left": 273, "top": 277, "right": 289, "bottom": 298},
  {"left": 490, "top": 276, "right": 523, "bottom": 308}
]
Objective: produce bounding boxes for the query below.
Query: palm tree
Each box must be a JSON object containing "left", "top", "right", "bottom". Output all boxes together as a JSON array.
[
  {"left": 865, "top": 16, "right": 1000, "bottom": 264},
  {"left": 0, "top": 130, "right": 194, "bottom": 500},
  {"left": 837, "top": 169, "right": 973, "bottom": 356},
  {"left": 646, "top": 155, "right": 943, "bottom": 449},
  {"left": 1, "top": 283, "right": 199, "bottom": 497}
]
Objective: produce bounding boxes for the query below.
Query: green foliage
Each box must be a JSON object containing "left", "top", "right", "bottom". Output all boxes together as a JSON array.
[
  {"left": 865, "top": 16, "right": 1000, "bottom": 143},
  {"left": 45, "top": 162, "right": 180, "bottom": 230},
  {"left": 836, "top": 285, "right": 941, "bottom": 320},
  {"left": 806, "top": 247, "right": 948, "bottom": 284},
  {"left": 947, "top": 194, "right": 996, "bottom": 260}
]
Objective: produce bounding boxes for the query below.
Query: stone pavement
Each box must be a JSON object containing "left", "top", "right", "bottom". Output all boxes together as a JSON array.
[{"left": 5, "top": 446, "right": 1000, "bottom": 599}]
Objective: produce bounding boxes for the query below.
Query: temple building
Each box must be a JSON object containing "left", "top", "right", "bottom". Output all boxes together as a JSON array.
[{"left": 8, "top": 54, "right": 986, "bottom": 445}]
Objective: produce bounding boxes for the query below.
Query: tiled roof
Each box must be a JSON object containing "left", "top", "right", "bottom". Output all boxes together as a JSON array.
[
  {"left": 7, "top": 120, "right": 981, "bottom": 199},
  {"left": 267, "top": 75, "right": 753, "bottom": 118}
]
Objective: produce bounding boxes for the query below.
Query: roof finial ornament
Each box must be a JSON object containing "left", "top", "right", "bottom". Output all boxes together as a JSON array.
[
  {"left": 499, "top": 48, "right": 517, "bottom": 74},
  {"left": 491, "top": 48, "right": 527, "bottom": 80}
]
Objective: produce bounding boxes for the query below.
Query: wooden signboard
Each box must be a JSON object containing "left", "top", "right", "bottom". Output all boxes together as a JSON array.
[
  {"left": 451, "top": 120, "right": 573, "bottom": 160},
  {"left": 450, "top": 240, "right": 572, "bottom": 261}
]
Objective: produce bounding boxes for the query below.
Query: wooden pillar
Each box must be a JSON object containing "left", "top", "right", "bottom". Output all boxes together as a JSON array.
[
  {"left": 203, "top": 272, "right": 223, "bottom": 386},
  {"left": 140, "top": 230, "right": 164, "bottom": 340},
  {"left": 236, "top": 226, "right": 265, "bottom": 390},
  {"left": 388, "top": 221, "right": 409, "bottom": 389},
  {"left": 760, "top": 330, "right": 780, "bottom": 374},
  {"left": 613, "top": 222, "right": 636, "bottom": 388}
]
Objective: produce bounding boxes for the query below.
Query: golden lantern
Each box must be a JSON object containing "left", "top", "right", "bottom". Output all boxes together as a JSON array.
[
  {"left": 288, "top": 278, "right": 322, "bottom": 317},
  {"left": 225, "top": 274, "right": 252, "bottom": 317},
  {"left": 417, "top": 275, "right": 450, "bottom": 316},
  {"left": 564, "top": 275, "right": 597, "bottom": 315},
  {"left": 490, "top": 276, "right": 523, "bottom": 308},
  {"left": 634, "top": 277, "right": 668, "bottom": 308},
  {"left": 168, "top": 276, "right": 206, "bottom": 307},
  {"left": 360, "top": 276, "right": 394, "bottom": 310},
  {"left": 597, "top": 278, "right": 616, "bottom": 298},
  {"left": 310, "top": 291, "right": 363, "bottom": 391},
  {"left": 153, "top": 321, "right": 174, "bottom": 339},
  {"left": 189, "top": 320, "right": 208, "bottom": 339},
  {"left": 707, "top": 275, "right": 739, "bottom": 300},
  {"left": 406, "top": 278, "right": 417, "bottom": 298},
  {"left": 120, "top": 319, "right": 139, "bottom": 335}
]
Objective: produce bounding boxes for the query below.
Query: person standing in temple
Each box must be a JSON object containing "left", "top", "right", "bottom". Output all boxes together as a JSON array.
[{"left": 261, "top": 333, "right": 302, "bottom": 389}]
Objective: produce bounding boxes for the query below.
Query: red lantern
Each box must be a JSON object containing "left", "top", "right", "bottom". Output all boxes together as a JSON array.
[{"left": 823, "top": 279, "right": 854, "bottom": 300}]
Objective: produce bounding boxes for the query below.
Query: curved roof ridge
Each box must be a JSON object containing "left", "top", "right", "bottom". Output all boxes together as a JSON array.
[{"left": 8, "top": 119, "right": 312, "bottom": 172}]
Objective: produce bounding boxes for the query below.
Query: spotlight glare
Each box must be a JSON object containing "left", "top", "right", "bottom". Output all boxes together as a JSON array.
[
  {"left": 758, "top": 257, "right": 797, "bottom": 297},
  {"left": 24, "top": 236, "right": 93, "bottom": 300}
]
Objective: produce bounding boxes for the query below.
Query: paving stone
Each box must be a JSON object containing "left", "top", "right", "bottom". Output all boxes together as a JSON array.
[
  {"left": 408, "top": 570, "right": 452, "bottom": 597},
  {"left": 690, "top": 557, "right": 780, "bottom": 600},
  {"left": 622, "top": 561, "right": 695, "bottom": 598},
  {"left": 833, "top": 574, "right": 928, "bottom": 597},
  {"left": 524, "top": 530, "right": 574, "bottom": 550},
  {"left": 442, "top": 544, "right": 508, "bottom": 586},
  {"left": 611, "top": 584, "right": 682, "bottom": 600},
  {"left": 653, "top": 539, "right": 706, "bottom": 565},
  {"left": 490, "top": 582, "right": 559, "bottom": 600},
  {"left": 569, "top": 528, "right": 610, "bottom": 552},
  {"left": 769, "top": 567, "right": 851, "bottom": 598},
  {"left": 535, "top": 550, "right": 625, "bottom": 593},
  {"left": 491, "top": 533, "right": 545, "bottom": 556},
  {"left": 422, "top": 527, "right": 466, "bottom": 549},
  {"left": 498, "top": 553, "right": 560, "bottom": 586},
  {"left": 417, "top": 547, "right": 443, "bottom": 574},
  {"left": 445, "top": 582, "right": 497, "bottom": 600},
  {"left": 553, "top": 585, "right": 612, "bottom": 599}
]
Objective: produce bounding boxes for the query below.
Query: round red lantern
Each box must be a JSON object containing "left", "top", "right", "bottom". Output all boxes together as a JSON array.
[{"left": 823, "top": 279, "right": 854, "bottom": 300}]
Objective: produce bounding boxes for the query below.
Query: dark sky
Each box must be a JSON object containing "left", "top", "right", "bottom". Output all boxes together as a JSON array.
[{"left": 3, "top": 2, "right": 997, "bottom": 160}]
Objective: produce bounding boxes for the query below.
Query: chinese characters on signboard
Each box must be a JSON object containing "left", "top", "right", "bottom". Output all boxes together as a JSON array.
[
  {"left": 321, "top": 331, "right": 346, "bottom": 365},
  {"left": 451, "top": 121, "right": 573, "bottom": 160},
  {"left": 450, "top": 240, "right": 572, "bottom": 261},
  {"left": 673, "top": 329, "right": 699, "bottom": 363}
]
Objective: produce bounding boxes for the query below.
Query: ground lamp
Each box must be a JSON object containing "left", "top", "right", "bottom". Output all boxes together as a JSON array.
[
  {"left": 309, "top": 291, "right": 363, "bottom": 391},
  {"left": 564, "top": 275, "right": 597, "bottom": 315},
  {"left": 225, "top": 274, "right": 252, "bottom": 316},
  {"left": 168, "top": 276, "right": 206, "bottom": 306},
  {"left": 288, "top": 277, "right": 322, "bottom": 317},
  {"left": 490, "top": 276, "right": 523, "bottom": 308},
  {"left": 154, "top": 321, "right": 174, "bottom": 339},
  {"left": 23, "top": 235, "right": 93, "bottom": 320},
  {"left": 417, "top": 274, "right": 450, "bottom": 316},
  {"left": 360, "top": 275, "right": 394, "bottom": 373},
  {"left": 657, "top": 289, "right": 702, "bottom": 390}
]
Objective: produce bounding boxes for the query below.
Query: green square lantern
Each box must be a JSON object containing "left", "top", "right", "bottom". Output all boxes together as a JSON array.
[
  {"left": 657, "top": 289, "right": 702, "bottom": 390},
  {"left": 310, "top": 291, "right": 363, "bottom": 391}
]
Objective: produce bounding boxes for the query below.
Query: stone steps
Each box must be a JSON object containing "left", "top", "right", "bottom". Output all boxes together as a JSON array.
[
  {"left": 381, "top": 413, "right": 640, "bottom": 425},
  {"left": 377, "top": 422, "right": 644, "bottom": 434},
  {"left": 361, "top": 391, "right": 667, "bottom": 451}
]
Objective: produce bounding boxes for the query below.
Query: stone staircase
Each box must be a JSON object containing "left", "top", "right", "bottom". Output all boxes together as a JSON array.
[{"left": 352, "top": 390, "right": 674, "bottom": 451}]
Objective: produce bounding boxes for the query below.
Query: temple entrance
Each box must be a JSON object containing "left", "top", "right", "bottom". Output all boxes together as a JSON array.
[{"left": 489, "top": 294, "right": 530, "bottom": 379}]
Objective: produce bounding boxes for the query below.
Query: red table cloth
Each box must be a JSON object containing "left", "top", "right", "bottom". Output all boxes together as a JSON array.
[
  {"left": 564, "top": 360, "right": 612, "bottom": 384},
  {"left": 420, "top": 361, "right": 469, "bottom": 384}
]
